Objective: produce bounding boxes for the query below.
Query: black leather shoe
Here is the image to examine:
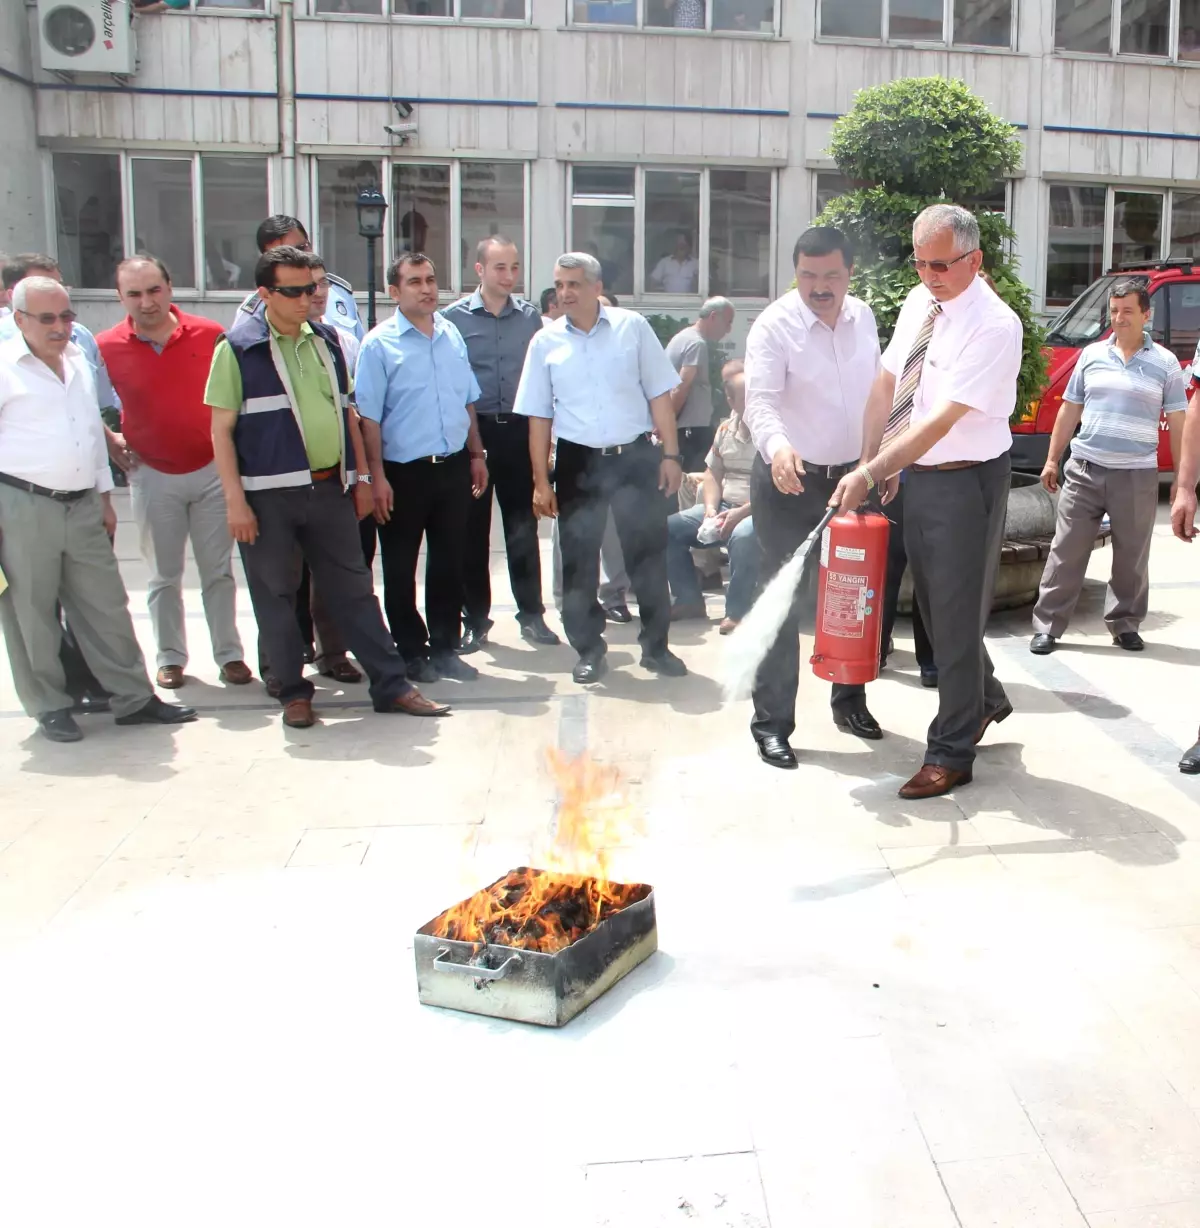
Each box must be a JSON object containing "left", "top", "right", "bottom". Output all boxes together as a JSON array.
[
  {"left": 406, "top": 657, "right": 440, "bottom": 684},
  {"left": 756, "top": 735, "right": 798, "bottom": 769},
  {"left": 431, "top": 652, "right": 479, "bottom": 682},
  {"left": 603, "top": 604, "right": 633, "bottom": 624},
  {"left": 1180, "top": 740, "right": 1200, "bottom": 774},
  {"left": 518, "top": 613, "right": 561, "bottom": 646},
  {"left": 38, "top": 710, "right": 83, "bottom": 743},
  {"left": 1113, "top": 631, "right": 1145, "bottom": 652},
  {"left": 114, "top": 695, "right": 197, "bottom": 725},
  {"left": 71, "top": 693, "right": 112, "bottom": 715},
  {"left": 1030, "top": 633, "right": 1057, "bottom": 655},
  {"left": 920, "top": 670, "right": 939, "bottom": 689},
  {"left": 572, "top": 650, "right": 607, "bottom": 685},
  {"left": 458, "top": 625, "right": 489, "bottom": 654},
  {"left": 834, "top": 710, "right": 883, "bottom": 740},
  {"left": 640, "top": 649, "right": 688, "bottom": 677}
]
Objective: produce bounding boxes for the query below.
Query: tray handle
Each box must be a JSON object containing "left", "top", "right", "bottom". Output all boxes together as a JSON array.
[{"left": 433, "top": 948, "right": 522, "bottom": 981}]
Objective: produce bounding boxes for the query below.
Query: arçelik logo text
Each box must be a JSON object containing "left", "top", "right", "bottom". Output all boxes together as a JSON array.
[{"left": 101, "top": 0, "right": 115, "bottom": 48}]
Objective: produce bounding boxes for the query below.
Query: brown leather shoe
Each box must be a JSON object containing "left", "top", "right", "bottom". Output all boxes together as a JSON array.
[
  {"left": 282, "top": 698, "right": 316, "bottom": 728},
  {"left": 156, "top": 666, "right": 185, "bottom": 689},
  {"left": 218, "top": 660, "right": 253, "bottom": 686},
  {"left": 718, "top": 617, "right": 739, "bottom": 636},
  {"left": 376, "top": 688, "right": 451, "bottom": 717},
  {"left": 320, "top": 658, "right": 363, "bottom": 684},
  {"left": 974, "top": 700, "right": 1014, "bottom": 746},
  {"left": 898, "top": 764, "right": 972, "bottom": 800}
]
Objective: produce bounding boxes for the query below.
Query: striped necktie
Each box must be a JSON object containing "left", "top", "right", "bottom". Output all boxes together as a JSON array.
[{"left": 882, "top": 300, "right": 943, "bottom": 445}]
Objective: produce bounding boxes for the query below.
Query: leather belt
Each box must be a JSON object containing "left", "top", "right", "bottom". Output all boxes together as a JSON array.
[
  {"left": 405, "top": 448, "right": 465, "bottom": 465},
  {"left": 807, "top": 462, "right": 858, "bottom": 480},
  {"left": 480, "top": 414, "right": 516, "bottom": 424},
  {"left": 311, "top": 466, "right": 339, "bottom": 481},
  {"left": 910, "top": 460, "right": 982, "bottom": 472},
  {"left": 0, "top": 471, "right": 91, "bottom": 502}
]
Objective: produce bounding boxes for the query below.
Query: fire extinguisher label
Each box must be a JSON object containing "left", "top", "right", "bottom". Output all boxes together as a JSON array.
[
  {"left": 834, "top": 545, "right": 866, "bottom": 562},
  {"left": 820, "top": 527, "right": 831, "bottom": 569},
  {"left": 822, "top": 571, "right": 867, "bottom": 639}
]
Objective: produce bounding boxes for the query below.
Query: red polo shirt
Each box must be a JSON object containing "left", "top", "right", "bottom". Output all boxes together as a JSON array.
[{"left": 96, "top": 310, "right": 226, "bottom": 474}]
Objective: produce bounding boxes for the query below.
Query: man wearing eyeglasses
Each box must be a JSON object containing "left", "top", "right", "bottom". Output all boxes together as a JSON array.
[
  {"left": 831, "top": 204, "right": 1023, "bottom": 800},
  {"left": 0, "top": 277, "right": 198, "bottom": 742},
  {"left": 206, "top": 246, "right": 448, "bottom": 728}
]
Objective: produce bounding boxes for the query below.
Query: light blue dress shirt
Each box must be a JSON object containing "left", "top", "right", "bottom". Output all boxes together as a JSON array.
[
  {"left": 513, "top": 305, "right": 680, "bottom": 447},
  {"left": 0, "top": 314, "right": 118, "bottom": 411},
  {"left": 355, "top": 309, "right": 482, "bottom": 463}
]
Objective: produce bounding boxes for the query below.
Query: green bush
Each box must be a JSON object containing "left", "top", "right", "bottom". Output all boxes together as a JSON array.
[{"left": 816, "top": 77, "right": 1047, "bottom": 421}]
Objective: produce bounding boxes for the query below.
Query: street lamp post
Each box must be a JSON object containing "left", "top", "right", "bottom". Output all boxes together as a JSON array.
[{"left": 355, "top": 185, "right": 388, "bottom": 332}]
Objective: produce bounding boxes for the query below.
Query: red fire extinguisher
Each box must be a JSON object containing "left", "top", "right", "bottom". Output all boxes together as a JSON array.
[{"left": 810, "top": 510, "right": 891, "bottom": 687}]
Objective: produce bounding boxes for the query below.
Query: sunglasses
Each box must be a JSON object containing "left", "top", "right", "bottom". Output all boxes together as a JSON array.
[
  {"left": 909, "top": 250, "right": 978, "bottom": 275},
  {"left": 17, "top": 308, "right": 77, "bottom": 326},
  {"left": 268, "top": 283, "right": 319, "bottom": 299}
]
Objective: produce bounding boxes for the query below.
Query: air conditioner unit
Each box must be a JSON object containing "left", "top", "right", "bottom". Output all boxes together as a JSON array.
[{"left": 37, "top": 0, "right": 136, "bottom": 74}]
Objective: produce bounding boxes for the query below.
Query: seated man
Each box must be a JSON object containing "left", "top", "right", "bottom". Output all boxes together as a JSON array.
[{"left": 666, "top": 359, "right": 757, "bottom": 635}]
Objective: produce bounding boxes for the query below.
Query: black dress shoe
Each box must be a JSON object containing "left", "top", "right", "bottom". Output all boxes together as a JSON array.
[
  {"left": 834, "top": 710, "right": 883, "bottom": 740},
  {"left": 920, "top": 670, "right": 939, "bottom": 689},
  {"left": 517, "top": 613, "right": 561, "bottom": 645},
  {"left": 603, "top": 604, "right": 633, "bottom": 624},
  {"left": 71, "top": 693, "right": 112, "bottom": 715},
  {"left": 756, "top": 735, "right": 798, "bottom": 769},
  {"left": 458, "top": 625, "right": 489, "bottom": 654},
  {"left": 406, "top": 657, "right": 440, "bottom": 684},
  {"left": 114, "top": 695, "right": 197, "bottom": 725},
  {"left": 1030, "top": 633, "right": 1057, "bottom": 655},
  {"left": 38, "top": 710, "right": 84, "bottom": 743},
  {"left": 431, "top": 652, "right": 479, "bottom": 682},
  {"left": 1113, "top": 631, "right": 1145, "bottom": 651},
  {"left": 640, "top": 649, "right": 688, "bottom": 677},
  {"left": 572, "top": 649, "right": 607, "bottom": 684},
  {"left": 1180, "top": 740, "right": 1200, "bottom": 775}
]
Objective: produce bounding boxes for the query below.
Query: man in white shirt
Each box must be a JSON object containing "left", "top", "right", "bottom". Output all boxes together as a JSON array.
[
  {"left": 649, "top": 234, "right": 700, "bottom": 295},
  {"left": 832, "top": 205, "right": 1023, "bottom": 799},
  {"left": 743, "top": 227, "right": 883, "bottom": 769},
  {"left": 0, "top": 278, "right": 197, "bottom": 742}
]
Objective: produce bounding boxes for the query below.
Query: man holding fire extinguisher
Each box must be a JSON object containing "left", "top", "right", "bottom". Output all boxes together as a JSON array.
[
  {"left": 743, "top": 227, "right": 885, "bottom": 770},
  {"left": 831, "top": 205, "right": 1023, "bottom": 800}
]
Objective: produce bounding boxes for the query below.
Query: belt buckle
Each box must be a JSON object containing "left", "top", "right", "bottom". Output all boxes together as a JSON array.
[
  {"left": 599, "top": 445, "right": 618, "bottom": 457},
  {"left": 431, "top": 454, "right": 447, "bottom": 465}
]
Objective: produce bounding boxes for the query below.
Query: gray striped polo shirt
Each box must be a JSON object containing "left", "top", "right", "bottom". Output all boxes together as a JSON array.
[{"left": 1065, "top": 333, "right": 1186, "bottom": 469}]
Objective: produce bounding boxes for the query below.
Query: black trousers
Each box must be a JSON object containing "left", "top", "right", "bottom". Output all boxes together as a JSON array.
[
  {"left": 378, "top": 449, "right": 472, "bottom": 661},
  {"left": 749, "top": 455, "right": 870, "bottom": 744},
  {"left": 60, "top": 609, "right": 109, "bottom": 700},
  {"left": 555, "top": 437, "right": 670, "bottom": 658},
  {"left": 679, "top": 424, "right": 716, "bottom": 474},
  {"left": 879, "top": 482, "right": 935, "bottom": 672},
  {"left": 239, "top": 481, "right": 410, "bottom": 706},
  {"left": 463, "top": 414, "right": 544, "bottom": 631},
  {"left": 905, "top": 454, "right": 1010, "bottom": 771}
]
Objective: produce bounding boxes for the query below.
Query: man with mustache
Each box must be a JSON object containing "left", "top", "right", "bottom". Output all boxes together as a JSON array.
[{"left": 742, "top": 226, "right": 883, "bottom": 769}]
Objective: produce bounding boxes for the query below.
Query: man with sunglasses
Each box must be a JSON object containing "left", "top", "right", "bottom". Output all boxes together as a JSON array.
[
  {"left": 0, "top": 277, "right": 198, "bottom": 742},
  {"left": 206, "top": 247, "right": 448, "bottom": 728},
  {"left": 831, "top": 204, "right": 1023, "bottom": 800}
]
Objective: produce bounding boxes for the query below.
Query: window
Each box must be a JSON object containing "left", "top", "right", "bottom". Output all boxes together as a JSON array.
[
  {"left": 577, "top": 0, "right": 775, "bottom": 32},
  {"left": 1046, "top": 184, "right": 1106, "bottom": 308},
  {"left": 393, "top": 162, "right": 451, "bottom": 276},
  {"left": 132, "top": 159, "right": 196, "bottom": 289},
  {"left": 569, "top": 164, "right": 774, "bottom": 299},
  {"left": 813, "top": 172, "right": 852, "bottom": 220},
  {"left": 201, "top": 156, "right": 268, "bottom": 291},
  {"left": 313, "top": 0, "right": 527, "bottom": 16},
  {"left": 52, "top": 153, "right": 124, "bottom": 291},
  {"left": 50, "top": 151, "right": 269, "bottom": 290},
  {"left": 1057, "top": 0, "right": 1200, "bottom": 57},
  {"left": 460, "top": 162, "right": 525, "bottom": 291},
  {"left": 819, "top": 0, "right": 1013, "bottom": 46},
  {"left": 1113, "top": 190, "right": 1164, "bottom": 267},
  {"left": 317, "top": 159, "right": 382, "bottom": 292},
  {"left": 1170, "top": 191, "right": 1200, "bottom": 259}
]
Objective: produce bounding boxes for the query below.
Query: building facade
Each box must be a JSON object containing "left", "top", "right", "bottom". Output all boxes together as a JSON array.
[{"left": 5, "top": 0, "right": 1200, "bottom": 342}]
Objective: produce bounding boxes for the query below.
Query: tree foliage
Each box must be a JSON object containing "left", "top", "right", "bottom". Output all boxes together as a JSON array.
[{"left": 816, "top": 77, "right": 1047, "bottom": 419}]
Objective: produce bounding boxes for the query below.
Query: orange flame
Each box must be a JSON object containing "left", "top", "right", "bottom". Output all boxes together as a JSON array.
[{"left": 428, "top": 750, "right": 646, "bottom": 953}]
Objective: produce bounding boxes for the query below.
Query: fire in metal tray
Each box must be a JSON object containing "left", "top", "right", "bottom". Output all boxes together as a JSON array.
[{"left": 429, "top": 867, "right": 650, "bottom": 954}]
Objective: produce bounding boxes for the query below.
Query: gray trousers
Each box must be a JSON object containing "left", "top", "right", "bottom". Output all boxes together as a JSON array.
[
  {"left": 1032, "top": 458, "right": 1158, "bottom": 638},
  {"left": 130, "top": 460, "right": 243, "bottom": 670},
  {"left": 551, "top": 509, "right": 630, "bottom": 608},
  {"left": 0, "top": 485, "right": 152, "bottom": 719},
  {"left": 239, "top": 481, "right": 410, "bottom": 707},
  {"left": 905, "top": 455, "right": 1010, "bottom": 772}
]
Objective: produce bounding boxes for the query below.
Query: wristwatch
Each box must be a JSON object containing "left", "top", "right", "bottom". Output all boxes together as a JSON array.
[
  {"left": 357, "top": 472, "right": 373, "bottom": 485},
  {"left": 662, "top": 453, "right": 683, "bottom": 463},
  {"left": 470, "top": 450, "right": 488, "bottom": 459}
]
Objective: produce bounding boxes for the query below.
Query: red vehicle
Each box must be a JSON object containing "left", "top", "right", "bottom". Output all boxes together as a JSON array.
[{"left": 1013, "top": 258, "right": 1200, "bottom": 474}]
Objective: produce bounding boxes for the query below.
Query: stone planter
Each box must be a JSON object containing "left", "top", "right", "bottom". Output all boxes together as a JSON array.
[{"left": 898, "top": 472, "right": 1063, "bottom": 614}]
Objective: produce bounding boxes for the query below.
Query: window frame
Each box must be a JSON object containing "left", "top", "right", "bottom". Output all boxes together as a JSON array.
[
  {"left": 816, "top": 0, "right": 1017, "bottom": 50},
  {"left": 567, "top": 163, "right": 776, "bottom": 301},
  {"left": 568, "top": 0, "right": 781, "bottom": 37},
  {"left": 311, "top": 155, "right": 532, "bottom": 297},
  {"left": 1053, "top": 0, "right": 1200, "bottom": 62},
  {"left": 50, "top": 149, "right": 272, "bottom": 296},
  {"left": 304, "top": 0, "right": 532, "bottom": 22}
]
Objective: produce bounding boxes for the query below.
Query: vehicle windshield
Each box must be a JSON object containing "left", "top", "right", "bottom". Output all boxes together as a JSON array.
[{"left": 1044, "top": 275, "right": 1120, "bottom": 347}]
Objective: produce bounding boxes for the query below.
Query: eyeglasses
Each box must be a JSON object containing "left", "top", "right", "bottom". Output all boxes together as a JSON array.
[
  {"left": 268, "top": 283, "right": 319, "bottom": 299},
  {"left": 909, "top": 250, "right": 978, "bottom": 274},
  {"left": 17, "top": 308, "right": 77, "bottom": 326}
]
